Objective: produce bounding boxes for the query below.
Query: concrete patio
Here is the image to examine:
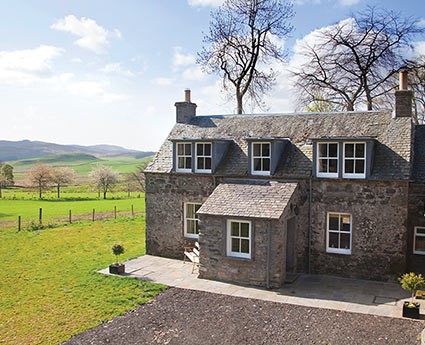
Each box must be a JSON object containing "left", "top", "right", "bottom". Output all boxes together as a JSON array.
[{"left": 99, "top": 255, "right": 418, "bottom": 319}]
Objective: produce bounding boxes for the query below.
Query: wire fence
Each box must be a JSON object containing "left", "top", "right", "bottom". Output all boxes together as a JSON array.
[{"left": 0, "top": 205, "right": 144, "bottom": 231}]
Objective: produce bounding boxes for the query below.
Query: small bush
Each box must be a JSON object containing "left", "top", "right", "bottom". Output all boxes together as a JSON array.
[
  {"left": 112, "top": 243, "right": 125, "bottom": 264},
  {"left": 398, "top": 272, "right": 425, "bottom": 304},
  {"left": 25, "top": 221, "right": 58, "bottom": 232}
]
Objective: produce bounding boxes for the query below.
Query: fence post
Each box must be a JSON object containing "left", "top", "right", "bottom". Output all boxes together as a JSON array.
[
  {"left": 18, "top": 216, "right": 21, "bottom": 232},
  {"left": 69, "top": 210, "right": 72, "bottom": 223},
  {"left": 92, "top": 208, "right": 95, "bottom": 222},
  {"left": 114, "top": 206, "right": 117, "bottom": 219},
  {"left": 131, "top": 204, "right": 134, "bottom": 217},
  {"left": 39, "top": 208, "right": 42, "bottom": 225}
]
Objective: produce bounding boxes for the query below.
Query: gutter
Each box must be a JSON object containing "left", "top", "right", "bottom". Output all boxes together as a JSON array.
[
  {"left": 266, "top": 221, "right": 271, "bottom": 289},
  {"left": 308, "top": 171, "right": 313, "bottom": 274}
]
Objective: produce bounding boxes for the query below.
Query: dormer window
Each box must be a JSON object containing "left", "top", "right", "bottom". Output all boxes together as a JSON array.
[
  {"left": 176, "top": 142, "right": 192, "bottom": 172},
  {"left": 195, "top": 143, "right": 212, "bottom": 173},
  {"left": 313, "top": 138, "right": 374, "bottom": 179},
  {"left": 252, "top": 142, "right": 271, "bottom": 175},
  {"left": 343, "top": 142, "right": 366, "bottom": 178},
  {"left": 317, "top": 142, "right": 339, "bottom": 178}
]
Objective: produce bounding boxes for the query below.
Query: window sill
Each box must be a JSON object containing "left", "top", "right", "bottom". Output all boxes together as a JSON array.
[{"left": 326, "top": 249, "right": 351, "bottom": 255}]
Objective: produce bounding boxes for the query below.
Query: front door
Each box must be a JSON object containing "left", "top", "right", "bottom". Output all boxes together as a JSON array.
[{"left": 286, "top": 217, "right": 296, "bottom": 273}]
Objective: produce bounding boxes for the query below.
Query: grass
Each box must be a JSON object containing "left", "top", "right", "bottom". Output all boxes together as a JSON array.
[
  {"left": 0, "top": 216, "right": 167, "bottom": 345},
  {"left": 0, "top": 189, "right": 145, "bottom": 231}
]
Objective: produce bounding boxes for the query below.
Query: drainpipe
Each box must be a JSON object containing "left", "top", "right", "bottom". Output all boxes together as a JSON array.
[
  {"left": 266, "top": 221, "right": 271, "bottom": 289},
  {"left": 308, "top": 171, "right": 313, "bottom": 274}
]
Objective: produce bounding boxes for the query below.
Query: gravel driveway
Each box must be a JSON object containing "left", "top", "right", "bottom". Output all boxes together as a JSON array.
[{"left": 63, "top": 288, "right": 424, "bottom": 345}]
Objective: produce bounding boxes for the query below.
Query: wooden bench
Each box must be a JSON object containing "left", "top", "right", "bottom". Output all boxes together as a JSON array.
[{"left": 184, "top": 241, "right": 200, "bottom": 274}]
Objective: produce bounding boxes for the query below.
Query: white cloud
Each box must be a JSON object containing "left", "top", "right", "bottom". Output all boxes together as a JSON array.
[
  {"left": 414, "top": 41, "right": 425, "bottom": 56},
  {"left": 0, "top": 45, "right": 63, "bottom": 84},
  {"left": 182, "top": 66, "right": 207, "bottom": 81},
  {"left": 101, "top": 62, "right": 135, "bottom": 77},
  {"left": 173, "top": 46, "right": 196, "bottom": 67},
  {"left": 338, "top": 0, "right": 360, "bottom": 5},
  {"left": 419, "top": 19, "right": 425, "bottom": 28},
  {"left": 51, "top": 15, "right": 121, "bottom": 54},
  {"left": 152, "top": 77, "right": 175, "bottom": 86},
  {"left": 187, "top": 0, "right": 224, "bottom": 7},
  {"left": 65, "top": 78, "right": 128, "bottom": 102}
]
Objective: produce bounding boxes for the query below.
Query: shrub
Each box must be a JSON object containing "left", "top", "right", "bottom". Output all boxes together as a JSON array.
[
  {"left": 398, "top": 272, "right": 425, "bottom": 306},
  {"left": 112, "top": 243, "right": 125, "bottom": 264}
]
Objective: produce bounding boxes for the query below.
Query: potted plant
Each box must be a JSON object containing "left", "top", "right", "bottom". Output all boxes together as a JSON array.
[
  {"left": 398, "top": 272, "right": 424, "bottom": 319},
  {"left": 109, "top": 243, "right": 125, "bottom": 275}
]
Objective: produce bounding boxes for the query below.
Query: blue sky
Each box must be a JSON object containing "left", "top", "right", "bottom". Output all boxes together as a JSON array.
[{"left": 1, "top": 0, "right": 424, "bottom": 151}]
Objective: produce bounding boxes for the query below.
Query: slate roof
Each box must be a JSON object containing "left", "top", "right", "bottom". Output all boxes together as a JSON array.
[
  {"left": 413, "top": 125, "right": 425, "bottom": 182},
  {"left": 145, "top": 110, "right": 413, "bottom": 180},
  {"left": 197, "top": 181, "right": 298, "bottom": 219}
]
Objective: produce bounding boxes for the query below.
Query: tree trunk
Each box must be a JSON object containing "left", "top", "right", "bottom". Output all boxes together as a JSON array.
[
  {"left": 236, "top": 92, "right": 243, "bottom": 114},
  {"left": 103, "top": 191, "right": 107, "bottom": 200},
  {"left": 0, "top": 186, "right": 2, "bottom": 199},
  {"left": 39, "top": 185, "right": 42, "bottom": 199},
  {"left": 57, "top": 184, "right": 60, "bottom": 198}
]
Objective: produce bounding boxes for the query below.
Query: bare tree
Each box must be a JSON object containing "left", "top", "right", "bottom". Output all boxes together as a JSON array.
[
  {"left": 131, "top": 162, "right": 148, "bottom": 193},
  {"left": 89, "top": 166, "right": 119, "bottom": 200},
  {"left": 292, "top": 7, "right": 424, "bottom": 112},
  {"left": 406, "top": 56, "right": 425, "bottom": 124},
  {"left": 51, "top": 167, "right": 75, "bottom": 198},
  {"left": 27, "top": 164, "right": 53, "bottom": 199},
  {"left": 198, "top": 0, "right": 294, "bottom": 114}
]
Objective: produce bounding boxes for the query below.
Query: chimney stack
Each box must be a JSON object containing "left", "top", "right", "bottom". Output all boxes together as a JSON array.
[
  {"left": 394, "top": 69, "right": 413, "bottom": 118},
  {"left": 175, "top": 89, "right": 197, "bottom": 123}
]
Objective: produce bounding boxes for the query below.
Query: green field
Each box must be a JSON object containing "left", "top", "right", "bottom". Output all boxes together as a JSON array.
[
  {"left": 0, "top": 216, "right": 166, "bottom": 345},
  {"left": 9, "top": 153, "right": 152, "bottom": 182}
]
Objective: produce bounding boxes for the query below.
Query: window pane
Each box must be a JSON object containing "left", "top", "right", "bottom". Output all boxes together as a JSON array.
[
  {"left": 253, "top": 144, "right": 260, "bottom": 156},
  {"left": 253, "top": 158, "right": 262, "bottom": 171},
  {"left": 231, "top": 238, "right": 240, "bottom": 252},
  {"left": 319, "top": 144, "right": 328, "bottom": 157},
  {"left": 341, "top": 215, "right": 351, "bottom": 226},
  {"left": 197, "top": 157, "right": 204, "bottom": 170},
  {"left": 345, "top": 160, "right": 354, "bottom": 173},
  {"left": 240, "top": 223, "right": 249, "bottom": 237},
  {"left": 329, "top": 144, "right": 338, "bottom": 157},
  {"left": 340, "top": 233, "right": 350, "bottom": 249},
  {"left": 184, "top": 144, "right": 191, "bottom": 155},
  {"left": 263, "top": 158, "right": 270, "bottom": 171},
  {"left": 415, "top": 237, "right": 425, "bottom": 252},
  {"left": 178, "top": 144, "right": 184, "bottom": 155},
  {"left": 345, "top": 144, "right": 354, "bottom": 158},
  {"left": 178, "top": 157, "right": 185, "bottom": 169},
  {"left": 329, "top": 233, "right": 339, "bottom": 248},
  {"left": 355, "top": 160, "right": 365, "bottom": 174},
  {"left": 194, "top": 204, "right": 201, "bottom": 217},
  {"left": 329, "top": 159, "right": 338, "bottom": 173},
  {"left": 187, "top": 219, "right": 195, "bottom": 234},
  {"left": 329, "top": 216, "right": 339, "bottom": 230},
  {"left": 204, "top": 144, "right": 211, "bottom": 156},
  {"left": 240, "top": 239, "right": 250, "bottom": 253},
  {"left": 186, "top": 204, "right": 194, "bottom": 217},
  {"left": 262, "top": 143, "right": 270, "bottom": 156},
  {"left": 319, "top": 159, "right": 327, "bottom": 173},
  {"left": 416, "top": 228, "right": 425, "bottom": 235},
  {"left": 196, "top": 143, "right": 204, "bottom": 156},
  {"left": 231, "top": 222, "right": 239, "bottom": 236},
  {"left": 356, "top": 144, "right": 365, "bottom": 158},
  {"left": 185, "top": 157, "right": 192, "bottom": 169},
  {"left": 205, "top": 158, "right": 212, "bottom": 170}
]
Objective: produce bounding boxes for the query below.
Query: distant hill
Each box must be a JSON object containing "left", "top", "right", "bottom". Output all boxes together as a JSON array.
[{"left": 0, "top": 140, "right": 155, "bottom": 161}]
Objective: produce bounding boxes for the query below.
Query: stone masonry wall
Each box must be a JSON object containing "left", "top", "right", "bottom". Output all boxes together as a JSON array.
[
  {"left": 145, "top": 173, "right": 215, "bottom": 258},
  {"left": 198, "top": 215, "right": 286, "bottom": 288},
  {"left": 407, "top": 183, "right": 425, "bottom": 275},
  {"left": 310, "top": 180, "right": 409, "bottom": 281}
]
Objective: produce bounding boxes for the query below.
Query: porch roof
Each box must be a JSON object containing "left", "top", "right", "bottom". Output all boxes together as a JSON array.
[{"left": 197, "top": 181, "right": 298, "bottom": 220}]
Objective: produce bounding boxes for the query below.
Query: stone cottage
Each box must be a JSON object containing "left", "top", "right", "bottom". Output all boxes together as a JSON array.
[{"left": 144, "top": 72, "right": 425, "bottom": 288}]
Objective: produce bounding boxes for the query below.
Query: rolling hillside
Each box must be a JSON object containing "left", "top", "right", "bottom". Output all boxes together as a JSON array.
[{"left": 0, "top": 140, "right": 154, "bottom": 161}]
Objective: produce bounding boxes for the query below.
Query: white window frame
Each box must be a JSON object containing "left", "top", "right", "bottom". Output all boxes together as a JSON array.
[
  {"left": 251, "top": 142, "right": 271, "bottom": 176},
  {"left": 184, "top": 203, "right": 201, "bottom": 239},
  {"left": 176, "top": 142, "right": 192, "bottom": 173},
  {"left": 343, "top": 142, "right": 366, "bottom": 179},
  {"left": 317, "top": 142, "right": 339, "bottom": 178},
  {"left": 226, "top": 219, "right": 252, "bottom": 259},
  {"left": 326, "top": 212, "right": 352, "bottom": 255},
  {"left": 195, "top": 142, "right": 212, "bottom": 173},
  {"left": 414, "top": 226, "right": 425, "bottom": 255}
]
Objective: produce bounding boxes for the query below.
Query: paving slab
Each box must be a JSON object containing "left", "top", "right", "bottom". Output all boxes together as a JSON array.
[{"left": 98, "top": 254, "right": 416, "bottom": 319}]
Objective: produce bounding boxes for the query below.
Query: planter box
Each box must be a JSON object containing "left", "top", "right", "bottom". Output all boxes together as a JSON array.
[
  {"left": 402, "top": 302, "right": 420, "bottom": 319},
  {"left": 109, "top": 263, "right": 125, "bottom": 275}
]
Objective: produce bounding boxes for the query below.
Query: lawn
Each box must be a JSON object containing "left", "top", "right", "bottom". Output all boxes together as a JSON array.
[
  {"left": 0, "top": 190, "right": 145, "bottom": 231},
  {"left": 0, "top": 216, "right": 166, "bottom": 345}
]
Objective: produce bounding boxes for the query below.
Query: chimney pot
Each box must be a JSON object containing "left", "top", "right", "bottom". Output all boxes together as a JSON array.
[
  {"left": 185, "top": 89, "right": 191, "bottom": 103},
  {"left": 399, "top": 70, "right": 408, "bottom": 91}
]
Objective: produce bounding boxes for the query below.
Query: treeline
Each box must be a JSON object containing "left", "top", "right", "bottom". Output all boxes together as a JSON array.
[{"left": 0, "top": 163, "right": 146, "bottom": 199}]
